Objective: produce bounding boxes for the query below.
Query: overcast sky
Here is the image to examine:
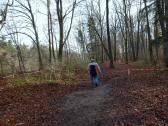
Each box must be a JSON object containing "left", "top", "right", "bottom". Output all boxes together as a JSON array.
[{"left": 0, "top": 0, "right": 139, "bottom": 50}]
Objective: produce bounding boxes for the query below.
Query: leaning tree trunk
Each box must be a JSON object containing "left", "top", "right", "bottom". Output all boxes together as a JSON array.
[{"left": 27, "top": 0, "right": 43, "bottom": 70}]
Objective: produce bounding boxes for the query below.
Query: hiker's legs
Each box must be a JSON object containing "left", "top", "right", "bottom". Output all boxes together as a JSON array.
[
  {"left": 97, "top": 76, "right": 101, "bottom": 86},
  {"left": 95, "top": 76, "right": 99, "bottom": 86},
  {"left": 90, "top": 76, "right": 96, "bottom": 88}
]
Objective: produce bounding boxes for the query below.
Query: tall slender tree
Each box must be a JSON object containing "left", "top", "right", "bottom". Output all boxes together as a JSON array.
[
  {"left": 143, "top": 0, "right": 153, "bottom": 62},
  {"left": 55, "top": 0, "right": 77, "bottom": 62},
  {"left": 106, "top": 0, "right": 114, "bottom": 68},
  {"left": 47, "top": 0, "right": 52, "bottom": 63},
  {"left": 123, "top": 0, "right": 129, "bottom": 64},
  {"left": 164, "top": 0, "right": 168, "bottom": 67},
  {"left": 13, "top": 0, "right": 43, "bottom": 70}
]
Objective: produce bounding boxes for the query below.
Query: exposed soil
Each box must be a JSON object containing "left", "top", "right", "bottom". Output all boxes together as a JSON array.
[{"left": 55, "top": 84, "right": 112, "bottom": 126}]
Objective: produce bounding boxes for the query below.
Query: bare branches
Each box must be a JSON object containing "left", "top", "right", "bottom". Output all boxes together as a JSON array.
[
  {"left": 4, "top": 31, "right": 36, "bottom": 44},
  {"left": 55, "top": 0, "right": 84, "bottom": 61},
  {"left": 15, "top": 0, "right": 31, "bottom": 12},
  {"left": 64, "top": 0, "right": 77, "bottom": 44},
  {"left": 63, "top": 0, "right": 85, "bottom": 19},
  {"left": 0, "top": 0, "right": 13, "bottom": 31}
]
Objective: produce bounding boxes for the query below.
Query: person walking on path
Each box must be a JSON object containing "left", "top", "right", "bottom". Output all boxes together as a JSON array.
[{"left": 87, "top": 59, "right": 102, "bottom": 88}]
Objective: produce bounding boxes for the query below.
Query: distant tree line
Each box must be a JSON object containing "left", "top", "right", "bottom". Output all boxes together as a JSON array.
[{"left": 0, "top": 0, "right": 168, "bottom": 75}]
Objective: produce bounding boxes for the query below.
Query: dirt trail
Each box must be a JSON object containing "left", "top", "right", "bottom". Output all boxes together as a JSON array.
[
  {"left": 53, "top": 65, "right": 136, "bottom": 126},
  {"left": 54, "top": 63, "right": 168, "bottom": 126},
  {"left": 56, "top": 82, "right": 112, "bottom": 126},
  {"left": 55, "top": 79, "right": 142, "bottom": 126},
  {"left": 62, "top": 85, "right": 111, "bottom": 110}
]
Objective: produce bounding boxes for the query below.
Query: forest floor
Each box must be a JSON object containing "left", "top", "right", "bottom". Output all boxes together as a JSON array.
[{"left": 1, "top": 62, "right": 168, "bottom": 126}]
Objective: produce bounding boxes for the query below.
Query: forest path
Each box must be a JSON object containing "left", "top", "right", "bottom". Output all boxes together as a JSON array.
[
  {"left": 53, "top": 62, "right": 168, "bottom": 126},
  {"left": 53, "top": 63, "right": 143, "bottom": 126},
  {"left": 55, "top": 83, "right": 112, "bottom": 126}
]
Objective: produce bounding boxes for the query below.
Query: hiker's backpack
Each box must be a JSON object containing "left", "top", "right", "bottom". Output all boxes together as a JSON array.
[{"left": 89, "top": 64, "right": 97, "bottom": 77}]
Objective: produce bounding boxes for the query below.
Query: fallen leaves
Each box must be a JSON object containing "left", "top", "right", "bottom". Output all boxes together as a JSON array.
[
  {"left": 1, "top": 62, "right": 168, "bottom": 125},
  {"left": 103, "top": 63, "right": 168, "bottom": 125},
  {"left": 0, "top": 71, "right": 91, "bottom": 126}
]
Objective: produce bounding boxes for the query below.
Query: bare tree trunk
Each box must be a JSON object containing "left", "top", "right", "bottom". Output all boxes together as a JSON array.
[
  {"left": 113, "top": 32, "right": 117, "bottom": 61},
  {"left": 16, "top": 45, "right": 25, "bottom": 72},
  {"left": 129, "top": 16, "right": 136, "bottom": 61},
  {"left": 143, "top": 0, "right": 153, "bottom": 62},
  {"left": 156, "top": 0, "right": 168, "bottom": 67},
  {"left": 47, "top": 0, "right": 52, "bottom": 63},
  {"left": 136, "top": 0, "right": 142, "bottom": 60},
  {"left": 163, "top": 0, "right": 168, "bottom": 67},
  {"left": 51, "top": 23, "right": 56, "bottom": 61},
  {"left": 106, "top": 0, "right": 114, "bottom": 68},
  {"left": 56, "top": 0, "right": 77, "bottom": 62},
  {"left": 101, "top": 45, "right": 104, "bottom": 63},
  {"left": 140, "top": 25, "right": 145, "bottom": 59},
  {"left": 26, "top": 0, "right": 43, "bottom": 70},
  {"left": 58, "top": 27, "right": 64, "bottom": 61},
  {"left": 112, "top": 15, "right": 118, "bottom": 61},
  {"left": 123, "top": 0, "right": 128, "bottom": 64},
  {"left": 11, "top": 0, "right": 43, "bottom": 70},
  {"left": 56, "top": 0, "right": 64, "bottom": 62},
  {"left": 136, "top": 14, "right": 141, "bottom": 60}
]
